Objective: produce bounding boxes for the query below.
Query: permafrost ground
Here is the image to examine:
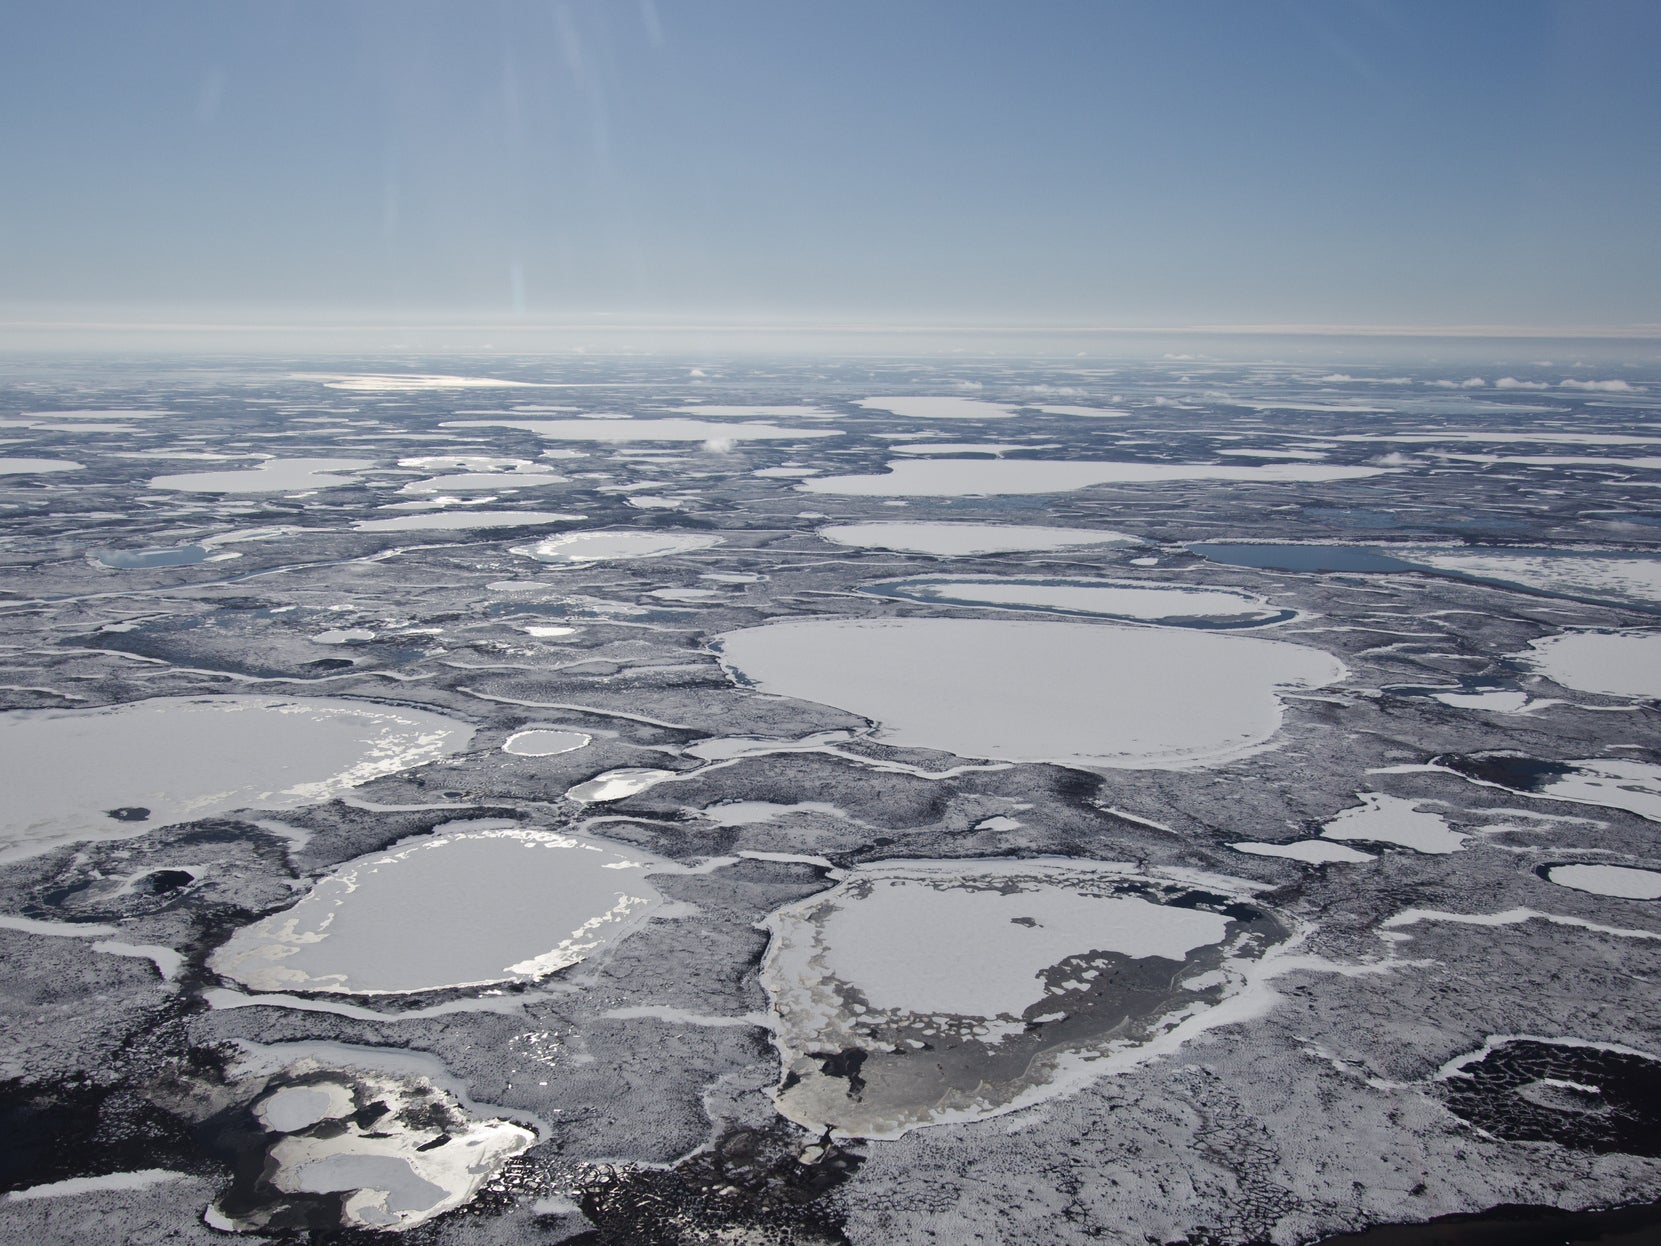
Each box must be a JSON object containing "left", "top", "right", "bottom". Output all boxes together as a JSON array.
[{"left": 0, "top": 353, "right": 1659, "bottom": 1243}]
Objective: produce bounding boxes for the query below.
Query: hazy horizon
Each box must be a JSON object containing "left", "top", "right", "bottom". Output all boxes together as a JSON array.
[{"left": 5, "top": 0, "right": 1660, "bottom": 343}]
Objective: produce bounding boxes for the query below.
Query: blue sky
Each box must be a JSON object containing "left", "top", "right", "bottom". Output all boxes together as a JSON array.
[{"left": 3, "top": 0, "right": 1658, "bottom": 332}]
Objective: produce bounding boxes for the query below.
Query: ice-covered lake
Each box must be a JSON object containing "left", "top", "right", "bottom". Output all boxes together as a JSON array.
[
  {"left": 210, "top": 823, "right": 666, "bottom": 994},
  {"left": 714, "top": 617, "right": 1343, "bottom": 769},
  {"left": 762, "top": 859, "right": 1285, "bottom": 1137},
  {"left": 0, "top": 696, "right": 473, "bottom": 860},
  {"left": 862, "top": 576, "right": 1291, "bottom": 626},
  {"left": 818, "top": 521, "right": 1139, "bottom": 555},
  {"left": 511, "top": 529, "right": 723, "bottom": 563}
]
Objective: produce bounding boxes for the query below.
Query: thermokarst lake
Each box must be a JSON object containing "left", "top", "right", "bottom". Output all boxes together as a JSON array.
[{"left": 2, "top": 355, "right": 1660, "bottom": 1246}]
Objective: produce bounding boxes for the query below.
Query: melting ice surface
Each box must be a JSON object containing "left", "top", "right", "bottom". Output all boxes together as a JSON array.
[
  {"left": 715, "top": 618, "right": 1343, "bottom": 769},
  {"left": 762, "top": 860, "right": 1283, "bottom": 1138},
  {"left": 0, "top": 696, "right": 473, "bottom": 860},
  {"left": 1318, "top": 793, "right": 1466, "bottom": 854},
  {"left": 818, "top": 521, "right": 1139, "bottom": 555},
  {"left": 565, "top": 768, "right": 678, "bottom": 802},
  {"left": 149, "top": 458, "right": 375, "bottom": 492},
  {"left": 799, "top": 459, "right": 1385, "bottom": 496},
  {"left": 1545, "top": 864, "right": 1661, "bottom": 901},
  {"left": 216, "top": 1048, "right": 533, "bottom": 1232},
  {"left": 511, "top": 529, "right": 723, "bottom": 563},
  {"left": 1406, "top": 551, "right": 1661, "bottom": 609},
  {"left": 1533, "top": 760, "right": 1661, "bottom": 822},
  {"left": 1525, "top": 632, "right": 1661, "bottom": 699},
  {"left": 209, "top": 823, "right": 664, "bottom": 994},
  {"left": 863, "top": 577, "right": 1289, "bottom": 627}
]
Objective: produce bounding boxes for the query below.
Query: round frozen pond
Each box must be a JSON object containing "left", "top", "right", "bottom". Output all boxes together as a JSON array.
[
  {"left": 209, "top": 824, "right": 667, "bottom": 994},
  {"left": 714, "top": 618, "right": 1344, "bottom": 769},
  {"left": 1544, "top": 864, "right": 1661, "bottom": 900},
  {"left": 0, "top": 696, "right": 474, "bottom": 861},
  {"left": 511, "top": 529, "right": 723, "bottom": 564},
  {"left": 862, "top": 577, "right": 1291, "bottom": 627},
  {"left": 503, "top": 729, "right": 591, "bottom": 757}
]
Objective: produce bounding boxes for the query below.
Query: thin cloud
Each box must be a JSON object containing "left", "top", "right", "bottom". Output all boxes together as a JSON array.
[{"left": 1561, "top": 378, "right": 1635, "bottom": 392}]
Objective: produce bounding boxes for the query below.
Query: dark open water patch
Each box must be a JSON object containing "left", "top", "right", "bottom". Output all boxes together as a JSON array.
[
  {"left": 1189, "top": 543, "right": 1418, "bottom": 573},
  {"left": 1432, "top": 752, "right": 1578, "bottom": 792},
  {"left": 1313, "top": 1199, "right": 1661, "bottom": 1245}
]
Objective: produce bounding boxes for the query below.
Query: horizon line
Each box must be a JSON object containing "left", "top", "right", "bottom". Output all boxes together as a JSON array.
[{"left": 3, "top": 318, "right": 1661, "bottom": 342}]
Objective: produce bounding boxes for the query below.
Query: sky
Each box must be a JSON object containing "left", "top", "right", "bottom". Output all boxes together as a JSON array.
[{"left": 3, "top": 0, "right": 1659, "bottom": 339}]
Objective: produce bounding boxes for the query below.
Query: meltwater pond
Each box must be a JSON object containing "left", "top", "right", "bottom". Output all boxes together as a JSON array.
[
  {"left": 714, "top": 618, "right": 1343, "bottom": 769},
  {"left": 861, "top": 577, "right": 1292, "bottom": 627},
  {"left": 762, "top": 859, "right": 1287, "bottom": 1139},
  {"left": 210, "top": 823, "right": 666, "bottom": 994},
  {"left": 0, "top": 696, "right": 473, "bottom": 860}
]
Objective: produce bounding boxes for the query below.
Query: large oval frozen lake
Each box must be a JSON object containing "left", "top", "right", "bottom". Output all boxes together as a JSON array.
[{"left": 714, "top": 618, "right": 1344, "bottom": 769}]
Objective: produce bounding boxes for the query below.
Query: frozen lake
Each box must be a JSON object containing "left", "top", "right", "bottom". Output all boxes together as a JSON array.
[
  {"left": 762, "top": 859, "right": 1284, "bottom": 1137},
  {"left": 715, "top": 617, "right": 1344, "bottom": 769},
  {"left": 1525, "top": 631, "right": 1661, "bottom": 699},
  {"left": 1544, "top": 863, "right": 1661, "bottom": 900},
  {"left": 800, "top": 458, "right": 1387, "bottom": 496},
  {"left": 819, "top": 521, "right": 1138, "bottom": 555},
  {"left": 210, "top": 823, "right": 666, "bottom": 994},
  {"left": 511, "top": 529, "right": 723, "bottom": 563},
  {"left": 0, "top": 696, "right": 473, "bottom": 860},
  {"left": 862, "top": 576, "right": 1290, "bottom": 626},
  {"left": 449, "top": 417, "right": 838, "bottom": 442},
  {"left": 149, "top": 458, "right": 374, "bottom": 492},
  {"left": 0, "top": 457, "right": 83, "bottom": 475},
  {"left": 5, "top": 351, "right": 1660, "bottom": 1243}
]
